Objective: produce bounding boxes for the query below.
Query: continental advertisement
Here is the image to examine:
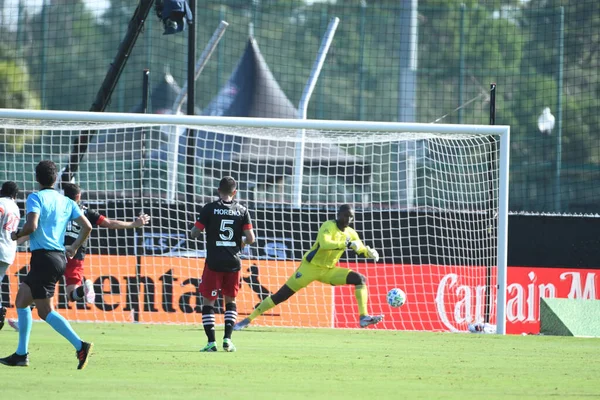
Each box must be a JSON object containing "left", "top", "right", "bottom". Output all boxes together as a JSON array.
[{"left": 1, "top": 253, "right": 334, "bottom": 327}]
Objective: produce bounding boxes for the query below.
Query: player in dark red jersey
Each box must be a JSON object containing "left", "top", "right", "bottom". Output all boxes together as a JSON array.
[
  {"left": 190, "top": 176, "right": 255, "bottom": 352},
  {"left": 61, "top": 183, "right": 150, "bottom": 304}
]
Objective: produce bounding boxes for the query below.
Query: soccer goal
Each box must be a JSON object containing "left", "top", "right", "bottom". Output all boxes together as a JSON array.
[{"left": 0, "top": 108, "right": 509, "bottom": 334}]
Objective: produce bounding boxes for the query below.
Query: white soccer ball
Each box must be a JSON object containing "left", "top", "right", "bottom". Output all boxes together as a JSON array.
[{"left": 387, "top": 288, "right": 406, "bottom": 308}]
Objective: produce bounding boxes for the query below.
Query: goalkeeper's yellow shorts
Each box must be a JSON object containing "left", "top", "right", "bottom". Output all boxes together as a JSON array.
[{"left": 285, "top": 260, "right": 351, "bottom": 292}]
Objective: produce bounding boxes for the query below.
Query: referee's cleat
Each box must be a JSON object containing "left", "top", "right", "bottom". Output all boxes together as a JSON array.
[
  {"left": 76, "top": 341, "right": 93, "bottom": 370},
  {"left": 200, "top": 342, "right": 217, "bottom": 352},
  {"left": 0, "top": 307, "right": 6, "bottom": 330},
  {"left": 83, "top": 279, "right": 96, "bottom": 304},
  {"left": 233, "top": 318, "right": 251, "bottom": 331},
  {"left": 0, "top": 352, "right": 29, "bottom": 367},
  {"left": 359, "top": 314, "right": 384, "bottom": 328},
  {"left": 222, "top": 338, "right": 236, "bottom": 352}
]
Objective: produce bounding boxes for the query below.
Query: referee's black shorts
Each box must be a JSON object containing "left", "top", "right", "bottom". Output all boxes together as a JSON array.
[{"left": 24, "top": 250, "right": 66, "bottom": 299}]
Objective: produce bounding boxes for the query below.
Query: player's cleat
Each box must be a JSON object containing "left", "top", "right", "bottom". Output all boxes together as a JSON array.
[
  {"left": 76, "top": 341, "right": 93, "bottom": 370},
  {"left": 222, "top": 338, "right": 236, "bottom": 352},
  {"left": 8, "top": 318, "right": 19, "bottom": 332},
  {"left": 0, "top": 307, "right": 6, "bottom": 330},
  {"left": 0, "top": 352, "right": 29, "bottom": 367},
  {"left": 83, "top": 279, "right": 95, "bottom": 304},
  {"left": 359, "top": 314, "right": 384, "bottom": 328},
  {"left": 233, "top": 318, "right": 251, "bottom": 331},
  {"left": 200, "top": 342, "right": 217, "bottom": 352}
]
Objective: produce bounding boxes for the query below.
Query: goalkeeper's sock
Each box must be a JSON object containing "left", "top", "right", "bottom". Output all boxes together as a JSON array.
[
  {"left": 70, "top": 286, "right": 85, "bottom": 302},
  {"left": 223, "top": 302, "right": 237, "bottom": 340},
  {"left": 355, "top": 284, "right": 369, "bottom": 316},
  {"left": 202, "top": 305, "right": 216, "bottom": 343},
  {"left": 248, "top": 296, "right": 276, "bottom": 322}
]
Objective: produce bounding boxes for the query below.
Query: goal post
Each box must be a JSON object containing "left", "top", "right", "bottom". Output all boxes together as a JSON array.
[{"left": 0, "top": 108, "right": 509, "bottom": 334}]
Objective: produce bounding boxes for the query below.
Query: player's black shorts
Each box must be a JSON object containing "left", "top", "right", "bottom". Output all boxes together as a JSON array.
[{"left": 24, "top": 250, "right": 66, "bottom": 299}]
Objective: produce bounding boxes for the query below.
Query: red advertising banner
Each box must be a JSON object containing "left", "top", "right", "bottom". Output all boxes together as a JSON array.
[
  {"left": 333, "top": 262, "right": 496, "bottom": 332},
  {"left": 333, "top": 263, "right": 599, "bottom": 334},
  {"left": 506, "top": 266, "right": 599, "bottom": 334}
]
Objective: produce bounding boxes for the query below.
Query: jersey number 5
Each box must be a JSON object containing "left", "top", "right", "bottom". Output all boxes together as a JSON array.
[{"left": 219, "top": 219, "right": 234, "bottom": 241}]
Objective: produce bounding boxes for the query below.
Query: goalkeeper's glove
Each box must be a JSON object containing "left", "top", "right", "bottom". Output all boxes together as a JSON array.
[
  {"left": 365, "top": 246, "right": 380, "bottom": 262},
  {"left": 347, "top": 239, "right": 362, "bottom": 252}
]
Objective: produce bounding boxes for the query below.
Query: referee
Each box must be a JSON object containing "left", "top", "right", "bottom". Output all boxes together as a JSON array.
[{"left": 0, "top": 160, "right": 94, "bottom": 369}]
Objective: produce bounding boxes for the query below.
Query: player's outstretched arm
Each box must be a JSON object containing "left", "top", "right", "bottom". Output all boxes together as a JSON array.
[{"left": 100, "top": 213, "right": 150, "bottom": 230}]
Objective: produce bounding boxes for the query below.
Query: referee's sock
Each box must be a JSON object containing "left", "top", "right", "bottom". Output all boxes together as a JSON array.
[
  {"left": 46, "top": 310, "right": 83, "bottom": 351},
  {"left": 16, "top": 307, "right": 32, "bottom": 355}
]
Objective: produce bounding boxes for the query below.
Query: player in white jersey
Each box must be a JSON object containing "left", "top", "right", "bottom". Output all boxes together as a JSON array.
[{"left": 0, "top": 181, "right": 21, "bottom": 330}]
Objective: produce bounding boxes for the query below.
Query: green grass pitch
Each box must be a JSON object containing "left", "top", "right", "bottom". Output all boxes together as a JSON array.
[{"left": 1, "top": 323, "right": 599, "bottom": 399}]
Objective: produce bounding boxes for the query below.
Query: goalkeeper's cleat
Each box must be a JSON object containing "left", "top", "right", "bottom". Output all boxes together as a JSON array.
[
  {"left": 359, "top": 314, "right": 384, "bottom": 328},
  {"left": 200, "top": 342, "right": 217, "bottom": 352},
  {"left": 222, "top": 338, "right": 236, "bottom": 352},
  {"left": 8, "top": 318, "right": 19, "bottom": 332},
  {"left": 83, "top": 279, "right": 95, "bottom": 304},
  {"left": 0, "top": 352, "right": 29, "bottom": 367},
  {"left": 233, "top": 318, "right": 251, "bottom": 331},
  {"left": 76, "top": 341, "right": 93, "bottom": 370},
  {"left": 0, "top": 307, "right": 6, "bottom": 330}
]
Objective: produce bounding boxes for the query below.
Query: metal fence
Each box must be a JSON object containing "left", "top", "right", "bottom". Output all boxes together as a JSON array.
[{"left": 0, "top": 0, "right": 598, "bottom": 213}]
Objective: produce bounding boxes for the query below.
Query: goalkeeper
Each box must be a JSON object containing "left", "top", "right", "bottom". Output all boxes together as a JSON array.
[{"left": 235, "top": 204, "right": 383, "bottom": 330}]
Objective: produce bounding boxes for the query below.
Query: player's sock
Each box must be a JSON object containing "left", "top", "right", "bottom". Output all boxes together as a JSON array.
[
  {"left": 69, "top": 286, "right": 85, "bottom": 302},
  {"left": 16, "top": 307, "right": 32, "bottom": 355},
  {"left": 355, "top": 284, "right": 368, "bottom": 316},
  {"left": 248, "top": 296, "right": 276, "bottom": 321},
  {"left": 223, "top": 302, "right": 237, "bottom": 340},
  {"left": 202, "top": 305, "right": 216, "bottom": 343},
  {"left": 0, "top": 304, "right": 6, "bottom": 330},
  {"left": 45, "top": 310, "right": 83, "bottom": 351}
]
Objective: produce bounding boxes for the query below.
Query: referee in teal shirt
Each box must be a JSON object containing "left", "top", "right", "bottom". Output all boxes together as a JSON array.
[{"left": 0, "top": 160, "right": 94, "bottom": 370}]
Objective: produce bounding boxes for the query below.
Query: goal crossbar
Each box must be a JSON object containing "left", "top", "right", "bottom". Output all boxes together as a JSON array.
[{"left": 0, "top": 108, "right": 509, "bottom": 136}]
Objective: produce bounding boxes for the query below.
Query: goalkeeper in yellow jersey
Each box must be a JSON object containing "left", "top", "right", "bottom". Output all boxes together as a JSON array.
[{"left": 234, "top": 204, "right": 383, "bottom": 330}]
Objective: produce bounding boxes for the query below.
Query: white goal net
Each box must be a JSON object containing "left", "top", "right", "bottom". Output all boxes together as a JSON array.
[{"left": 0, "top": 109, "right": 509, "bottom": 333}]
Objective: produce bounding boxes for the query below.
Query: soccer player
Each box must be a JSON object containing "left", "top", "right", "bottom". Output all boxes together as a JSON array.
[
  {"left": 190, "top": 176, "right": 255, "bottom": 352},
  {"left": 234, "top": 204, "right": 382, "bottom": 330},
  {"left": 0, "top": 181, "right": 21, "bottom": 330},
  {"left": 0, "top": 160, "right": 93, "bottom": 369},
  {"left": 61, "top": 183, "right": 150, "bottom": 304}
]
